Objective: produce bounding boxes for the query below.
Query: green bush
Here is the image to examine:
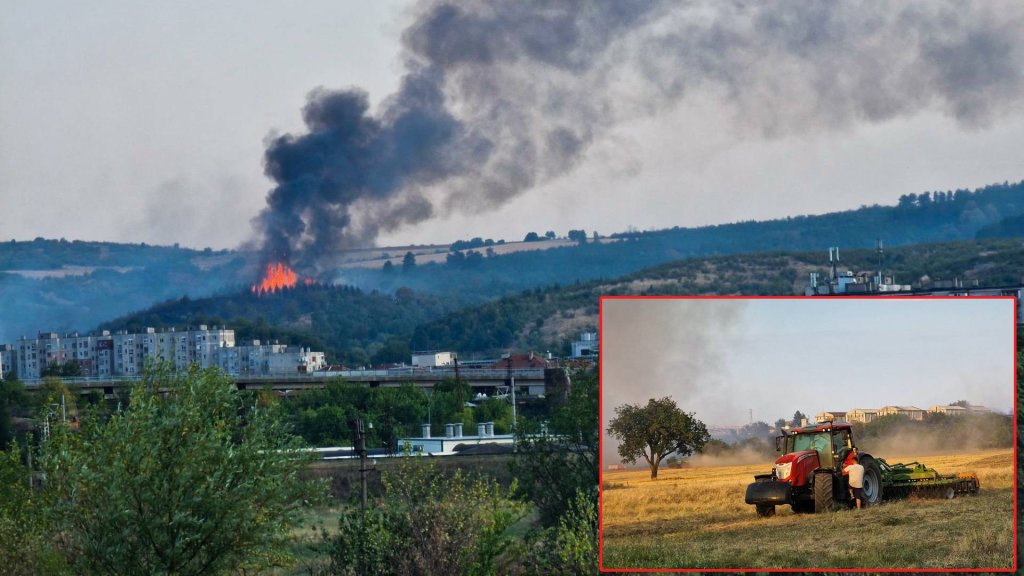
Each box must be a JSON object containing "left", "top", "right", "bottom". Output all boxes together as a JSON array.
[{"left": 327, "top": 456, "right": 525, "bottom": 576}]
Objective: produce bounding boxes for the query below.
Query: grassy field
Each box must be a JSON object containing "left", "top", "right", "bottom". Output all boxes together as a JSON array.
[{"left": 600, "top": 448, "right": 1015, "bottom": 570}]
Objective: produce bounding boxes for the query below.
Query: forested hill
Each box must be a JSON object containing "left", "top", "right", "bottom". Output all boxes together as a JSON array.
[
  {"left": 0, "top": 240, "right": 249, "bottom": 343},
  {"left": 6, "top": 180, "right": 1024, "bottom": 345},
  {"left": 102, "top": 237, "right": 1024, "bottom": 364},
  {"left": 340, "top": 180, "right": 1024, "bottom": 299},
  {"left": 97, "top": 285, "right": 463, "bottom": 366},
  {"left": 409, "top": 237, "right": 1024, "bottom": 356}
]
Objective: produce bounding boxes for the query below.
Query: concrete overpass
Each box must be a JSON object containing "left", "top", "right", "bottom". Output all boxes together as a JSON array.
[{"left": 23, "top": 367, "right": 568, "bottom": 399}]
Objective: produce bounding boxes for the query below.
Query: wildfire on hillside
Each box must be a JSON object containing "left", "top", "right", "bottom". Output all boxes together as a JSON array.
[{"left": 251, "top": 262, "right": 299, "bottom": 296}]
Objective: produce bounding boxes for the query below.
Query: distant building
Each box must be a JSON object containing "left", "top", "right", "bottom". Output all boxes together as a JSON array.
[
  {"left": 929, "top": 404, "right": 966, "bottom": 416},
  {"left": 804, "top": 246, "right": 1024, "bottom": 324},
  {"left": 815, "top": 411, "right": 847, "bottom": 422},
  {"left": 846, "top": 408, "right": 880, "bottom": 424},
  {"left": 216, "top": 340, "right": 325, "bottom": 375},
  {"left": 571, "top": 332, "right": 599, "bottom": 358},
  {"left": 399, "top": 421, "right": 512, "bottom": 455},
  {"left": 0, "top": 344, "right": 9, "bottom": 380},
  {"left": 487, "top": 351, "right": 550, "bottom": 370},
  {"left": 929, "top": 404, "right": 992, "bottom": 416},
  {"left": 878, "top": 405, "right": 926, "bottom": 420},
  {"left": 6, "top": 326, "right": 324, "bottom": 380},
  {"left": 411, "top": 351, "right": 455, "bottom": 368}
]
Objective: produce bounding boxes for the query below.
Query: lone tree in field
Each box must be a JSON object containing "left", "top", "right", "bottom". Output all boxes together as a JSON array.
[{"left": 607, "top": 397, "right": 709, "bottom": 479}]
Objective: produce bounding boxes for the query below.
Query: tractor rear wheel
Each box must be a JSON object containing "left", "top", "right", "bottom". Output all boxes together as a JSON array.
[
  {"left": 814, "top": 471, "right": 835, "bottom": 513},
  {"left": 858, "top": 456, "right": 883, "bottom": 507},
  {"left": 756, "top": 504, "right": 775, "bottom": 518}
]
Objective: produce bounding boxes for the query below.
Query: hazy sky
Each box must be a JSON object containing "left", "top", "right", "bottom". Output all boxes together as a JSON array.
[
  {"left": 601, "top": 297, "right": 1014, "bottom": 464},
  {"left": 3, "top": 1, "right": 1024, "bottom": 251}
]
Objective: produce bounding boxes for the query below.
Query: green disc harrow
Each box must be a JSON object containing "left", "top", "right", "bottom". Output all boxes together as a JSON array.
[{"left": 878, "top": 460, "right": 980, "bottom": 500}]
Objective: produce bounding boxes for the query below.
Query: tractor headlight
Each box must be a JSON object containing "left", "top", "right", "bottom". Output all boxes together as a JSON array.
[{"left": 775, "top": 462, "right": 792, "bottom": 480}]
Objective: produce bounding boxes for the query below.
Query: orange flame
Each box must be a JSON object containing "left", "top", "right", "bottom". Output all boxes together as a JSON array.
[{"left": 252, "top": 262, "right": 298, "bottom": 295}]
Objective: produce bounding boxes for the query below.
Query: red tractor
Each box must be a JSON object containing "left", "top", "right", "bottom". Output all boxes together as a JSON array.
[{"left": 744, "top": 420, "right": 881, "bottom": 516}]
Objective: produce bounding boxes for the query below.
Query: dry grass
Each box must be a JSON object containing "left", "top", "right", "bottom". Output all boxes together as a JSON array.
[{"left": 600, "top": 448, "right": 1014, "bottom": 570}]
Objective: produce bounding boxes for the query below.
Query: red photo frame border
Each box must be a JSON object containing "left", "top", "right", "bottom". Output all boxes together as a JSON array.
[{"left": 597, "top": 294, "right": 1019, "bottom": 573}]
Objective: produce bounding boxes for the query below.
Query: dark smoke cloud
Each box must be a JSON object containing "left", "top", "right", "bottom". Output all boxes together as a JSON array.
[{"left": 255, "top": 0, "right": 1024, "bottom": 269}]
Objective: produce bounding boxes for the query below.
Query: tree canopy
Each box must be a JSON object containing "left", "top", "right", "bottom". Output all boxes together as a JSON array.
[
  {"left": 607, "top": 397, "right": 709, "bottom": 479},
  {"left": 38, "top": 363, "right": 323, "bottom": 575}
]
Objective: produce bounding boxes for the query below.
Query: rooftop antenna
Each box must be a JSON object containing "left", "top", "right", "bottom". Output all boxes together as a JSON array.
[
  {"left": 829, "top": 247, "right": 839, "bottom": 281},
  {"left": 876, "top": 238, "right": 884, "bottom": 286}
]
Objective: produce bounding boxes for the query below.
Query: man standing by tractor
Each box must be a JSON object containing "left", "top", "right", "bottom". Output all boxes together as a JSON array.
[{"left": 844, "top": 450, "right": 865, "bottom": 509}]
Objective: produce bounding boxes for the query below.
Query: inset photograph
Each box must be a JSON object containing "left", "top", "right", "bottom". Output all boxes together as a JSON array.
[{"left": 599, "top": 296, "right": 1016, "bottom": 572}]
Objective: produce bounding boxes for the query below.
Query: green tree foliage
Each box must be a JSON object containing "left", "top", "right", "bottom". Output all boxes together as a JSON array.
[
  {"left": 100, "top": 283, "right": 463, "bottom": 365},
  {"left": 567, "top": 229, "right": 587, "bottom": 243},
  {"left": 523, "top": 232, "right": 541, "bottom": 242},
  {"left": 513, "top": 370, "right": 598, "bottom": 526},
  {"left": 40, "top": 361, "right": 83, "bottom": 378},
  {"left": 0, "top": 377, "right": 27, "bottom": 448},
  {"left": 608, "top": 397, "right": 710, "bottom": 479},
  {"left": 285, "top": 380, "right": 428, "bottom": 447},
  {"left": 38, "top": 364, "right": 323, "bottom": 575},
  {"left": 792, "top": 410, "right": 808, "bottom": 426},
  {"left": 519, "top": 488, "right": 597, "bottom": 576},
  {"left": 0, "top": 445, "right": 70, "bottom": 575},
  {"left": 327, "top": 458, "right": 524, "bottom": 576},
  {"left": 402, "top": 251, "right": 417, "bottom": 271},
  {"left": 35, "top": 376, "right": 77, "bottom": 418}
]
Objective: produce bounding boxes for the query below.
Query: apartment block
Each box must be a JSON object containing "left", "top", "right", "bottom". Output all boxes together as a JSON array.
[{"left": 6, "top": 326, "right": 322, "bottom": 380}]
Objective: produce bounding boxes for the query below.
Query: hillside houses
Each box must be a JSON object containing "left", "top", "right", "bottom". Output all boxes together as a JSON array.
[{"left": 817, "top": 404, "right": 991, "bottom": 424}]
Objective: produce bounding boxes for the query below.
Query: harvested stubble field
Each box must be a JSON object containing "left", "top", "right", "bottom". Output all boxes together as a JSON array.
[{"left": 600, "top": 448, "right": 1014, "bottom": 570}]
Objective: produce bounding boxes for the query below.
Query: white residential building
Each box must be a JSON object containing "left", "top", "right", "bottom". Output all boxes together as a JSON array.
[
  {"left": 7, "top": 326, "right": 321, "bottom": 379},
  {"left": 0, "top": 344, "right": 9, "bottom": 380},
  {"left": 571, "top": 332, "right": 598, "bottom": 358},
  {"left": 411, "top": 351, "right": 455, "bottom": 368}
]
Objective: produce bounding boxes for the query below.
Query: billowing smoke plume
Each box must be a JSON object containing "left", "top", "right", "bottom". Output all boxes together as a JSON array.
[{"left": 255, "top": 0, "right": 1024, "bottom": 269}]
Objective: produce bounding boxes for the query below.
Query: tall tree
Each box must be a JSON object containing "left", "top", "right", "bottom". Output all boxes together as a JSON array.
[
  {"left": 513, "top": 370, "right": 599, "bottom": 525},
  {"left": 607, "top": 397, "right": 709, "bottom": 479},
  {"left": 402, "top": 251, "right": 417, "bottom": 271},
  {"left": 792, "top": 410, "right": 808, "bottom": 426},
  {"left": 39, "top": 364, "right": 322, "bottom": 575}
]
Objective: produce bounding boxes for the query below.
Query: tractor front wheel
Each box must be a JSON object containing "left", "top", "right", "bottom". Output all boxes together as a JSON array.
[
  {"left": 756, "top": 504, "right": 775, "bottom": 518},
  {"left": 814, "top": 471, "right": 835, "bottom": 513},
  {"left": 858, "top": 456, "right": 883, "bottom": 507}
]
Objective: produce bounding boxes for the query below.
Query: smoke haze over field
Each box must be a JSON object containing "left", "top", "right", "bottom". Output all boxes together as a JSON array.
[
  {"left": 252, "top": 0, "right": 1024, "bottom": 269},
  {"left": 602, "top": 299, "right": 746, "bottom": 466}
]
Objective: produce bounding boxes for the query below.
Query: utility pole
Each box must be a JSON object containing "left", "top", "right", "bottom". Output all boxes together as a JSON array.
[
  {"left": 504, "top": 353, "right": 518, "bottom": 450},
  {"left": 454, "top": 353, "right": 463, "bottom": 412},
  {"left": 353, "top": 418, "right": 369, "bottom": 512}
]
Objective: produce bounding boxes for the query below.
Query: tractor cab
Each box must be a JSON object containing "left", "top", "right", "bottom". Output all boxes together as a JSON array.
[{"left": 776, "top": 421, "right": 855, "bottom": 472}]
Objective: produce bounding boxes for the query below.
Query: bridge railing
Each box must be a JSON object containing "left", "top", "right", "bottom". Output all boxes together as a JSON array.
[{"left": 19, "top": 366, "right": 548, "bottom": 387}]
